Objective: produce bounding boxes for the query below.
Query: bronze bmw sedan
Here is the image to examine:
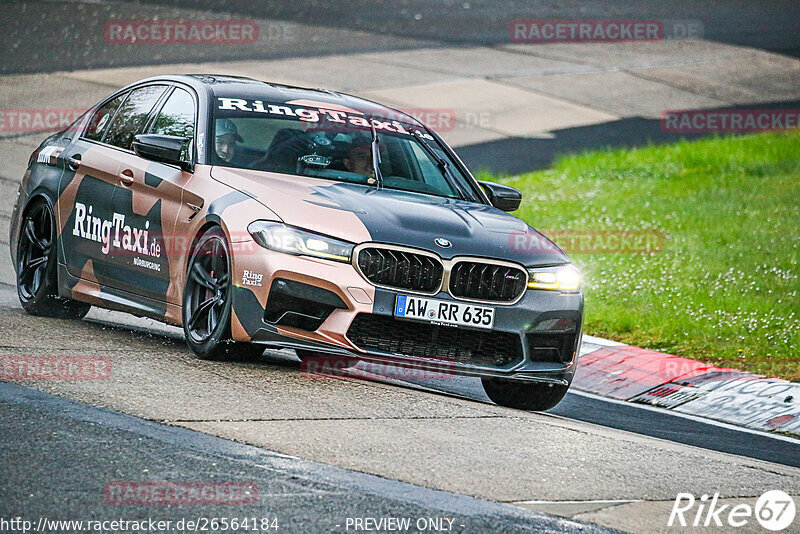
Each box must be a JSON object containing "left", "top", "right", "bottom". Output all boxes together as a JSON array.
[{"left": 11, "top": 75, "right": 583, "bottom": 410}]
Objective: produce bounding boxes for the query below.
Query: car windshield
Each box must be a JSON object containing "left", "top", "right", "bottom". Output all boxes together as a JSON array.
[{"left": 212, "top": 98, "right": 475, "bottom": 200}]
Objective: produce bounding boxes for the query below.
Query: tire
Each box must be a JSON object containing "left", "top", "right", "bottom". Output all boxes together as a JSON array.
[
  {"left": 182, "top": 227, "right": 262, "bottom": 362},
  {"left": 481, "top": 377, "right": 569, "bottom": 411},
  {"left": 296, "top": 349, "right": 360, "bottom": 375},
  {"left": 16, "top": 199, "right": 90, "bottom": 319}
]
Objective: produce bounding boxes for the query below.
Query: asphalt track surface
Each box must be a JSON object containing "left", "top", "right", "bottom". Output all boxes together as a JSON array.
[
  {"left": 137, "top": 0, "right": 800, "bottom": 57},
  {"left": 0, "top": 382, "right": 610, "bottom": 534},
  {"left": 1, "top": 281, "right": 796, "bottom": 470},
  {"left": 3, "top": 1, "right": 799, "bottom": 174},
  {"left": 385, "top": 371, "right": 800, "bottom": 469},
  {"left": 3, "top": 0, "right": 799, "bottom": 75},
  {"left": 1, "top": 290, "right": 799, "bottom": 531}
]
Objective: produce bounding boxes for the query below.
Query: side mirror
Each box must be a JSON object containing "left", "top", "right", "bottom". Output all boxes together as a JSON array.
[
  {"left": 132, "top": 134, "right": 193, "bottom": 171},
  {"left": 479, "top": 181, "right": 522, "bottom": 212}
]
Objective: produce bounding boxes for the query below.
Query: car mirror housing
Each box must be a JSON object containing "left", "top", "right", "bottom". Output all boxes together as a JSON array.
[
  {"left": 478, "top": 181, "right": 522, "bottom": 212},
  {"left": 132, "top": 134, "right": 193, "bottom": 171}
]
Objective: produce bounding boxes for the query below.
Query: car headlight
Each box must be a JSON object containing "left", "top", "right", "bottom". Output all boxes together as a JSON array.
[
  {"left": 247, "top": 221, "right": 354, "bottom": 263},
  {"left": 527, "top": 264, "right": 581, "bottom": 292}
]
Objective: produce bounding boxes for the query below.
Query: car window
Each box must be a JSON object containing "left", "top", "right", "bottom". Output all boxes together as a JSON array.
[
  {"left": 408, "top": 141, "right": 458, "bottom": 195},
  {"left": 212, "top": 102, "right": 471, "bottom": 200},
  {"left": 151, "top": 88, "right": 195, "bottom": 138},
  {"left": 150, "top": 87, "right": 196, "bottom": 160},
  {"left": 84, "top": 93, "right": 128, "bottom": 142},
  {"left": 102, "top": 85, "right": 168, "bottom": 150}
]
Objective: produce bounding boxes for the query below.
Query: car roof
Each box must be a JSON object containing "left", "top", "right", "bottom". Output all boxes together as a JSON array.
[{"left": 131, "top": 74, "right": 425, "bottom": 127}]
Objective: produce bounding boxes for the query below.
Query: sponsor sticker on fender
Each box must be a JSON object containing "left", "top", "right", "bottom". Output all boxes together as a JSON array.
[{"left": 241, "top": 270, "right": 263, "bottom": 287}]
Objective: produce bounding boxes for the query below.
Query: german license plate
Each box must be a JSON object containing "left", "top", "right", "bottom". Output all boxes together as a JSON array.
[{"left": 394, "top": 294, "right": 495, "bottom": 329}]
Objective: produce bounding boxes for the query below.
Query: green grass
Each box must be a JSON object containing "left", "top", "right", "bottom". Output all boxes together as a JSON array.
[{"left": 486, "top": 132, "right": 800, "bottom": 380}]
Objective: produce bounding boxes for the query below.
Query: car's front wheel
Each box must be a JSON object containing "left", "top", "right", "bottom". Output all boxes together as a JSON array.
[
  {"left": 481, "top": 377, "right": 569, "bottom": 411},
  {"left": 16, "top": 199, "right": 90, "bottom": 319},
  {"left": 182, "top": 227, "right": 263, "bottom": 362}
]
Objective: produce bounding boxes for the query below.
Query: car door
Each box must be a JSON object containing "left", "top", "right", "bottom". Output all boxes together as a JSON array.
[
  {"left": 60, "top": 84, "right": 171, "bottom": 288},
  {"left": 108, "top": 85, "right": 198, "bottom": 304},
  {"left": 58, "top": 90, "right": 129, "bottom": 284}
]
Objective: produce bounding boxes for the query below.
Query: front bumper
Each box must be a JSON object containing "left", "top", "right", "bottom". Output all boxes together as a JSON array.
[{"left": 229, "top": 247, "right": 583, "bottom": 384}]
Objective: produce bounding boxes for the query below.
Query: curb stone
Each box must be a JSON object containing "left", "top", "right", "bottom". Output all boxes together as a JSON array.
[{"left": 578, "top": 336, "right": 800, "bottom": 437}]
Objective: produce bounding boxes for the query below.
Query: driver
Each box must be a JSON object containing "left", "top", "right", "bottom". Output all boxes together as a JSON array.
[
  {"left": 215, "top": 119, "right": 243, "bottom": 163},
  {"left": 343, "top": 144, "right": 377, "bottom": 183}
]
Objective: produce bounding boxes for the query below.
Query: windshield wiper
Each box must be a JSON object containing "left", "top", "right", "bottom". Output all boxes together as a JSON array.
[
  {"left": 370, "top": 121, "right": 384, "bottom": 189},
  {"left": 414, "top": 134, "right": 474, "bottom": 201}
]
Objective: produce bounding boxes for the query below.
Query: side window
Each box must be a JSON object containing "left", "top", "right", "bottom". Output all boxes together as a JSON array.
[
  {"left": 84, "top": 93, "right": 127, "bottom": 142},
  {"left": 103, "top": 85, "right": 168, "bottom": 150},
  {"left": 150, "top": 87, "right": 196, "bottom": 160}
]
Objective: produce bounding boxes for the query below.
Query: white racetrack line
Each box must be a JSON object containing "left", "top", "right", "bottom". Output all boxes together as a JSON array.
[{"left": 513, "top": 499, "right": 641, "bottom": 505}]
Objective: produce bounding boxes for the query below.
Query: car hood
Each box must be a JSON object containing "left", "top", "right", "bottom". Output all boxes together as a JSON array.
[{"left": 211, "top": 167, "right": 568, "bottom": 266}]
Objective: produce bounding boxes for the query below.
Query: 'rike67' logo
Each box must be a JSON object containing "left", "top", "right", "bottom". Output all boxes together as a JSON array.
[{"left": 670, "top": 490, "right": 796, "bottom": 531}]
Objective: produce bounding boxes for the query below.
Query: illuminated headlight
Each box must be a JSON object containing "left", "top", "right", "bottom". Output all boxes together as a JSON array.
[
  {"left": 247, "top": 221, "right": 354, "bottom": 263},
  {"left": 527, "top": 264, "right": 581, "bottom": 292}
]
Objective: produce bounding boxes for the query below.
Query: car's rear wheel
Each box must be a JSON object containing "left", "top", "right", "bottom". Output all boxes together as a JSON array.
[
  {"left": 16, "top": 199, "right": 90, "bottom": 319},
  {"left": 481, "top": 377, "right": 569, "bottom": 411},
  {"left": 182, "top": 227, "right": 263, "bottom": 362}
]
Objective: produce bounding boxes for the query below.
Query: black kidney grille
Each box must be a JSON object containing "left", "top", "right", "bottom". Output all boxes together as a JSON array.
[
  {"left": 347, "top": 313, "right": 523, "bottom": 367},
  {"left": 449, "top": 261, "right": 527, "bottom": 302},
  {"left": 357, "top": 247, "right": 443, "bottom": 293}
]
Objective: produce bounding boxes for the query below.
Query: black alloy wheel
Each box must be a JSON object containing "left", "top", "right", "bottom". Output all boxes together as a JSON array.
[
  {"left": 17, "top": 199, "right": 90, "bottom": 319},
  {"left": 182, "top": 227, "right": 263, "bottom": 361}
]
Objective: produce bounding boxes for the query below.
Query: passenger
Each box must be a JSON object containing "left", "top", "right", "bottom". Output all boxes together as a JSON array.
[{"left": 214, "top": 119, "right": 244, "bottom": 164}]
